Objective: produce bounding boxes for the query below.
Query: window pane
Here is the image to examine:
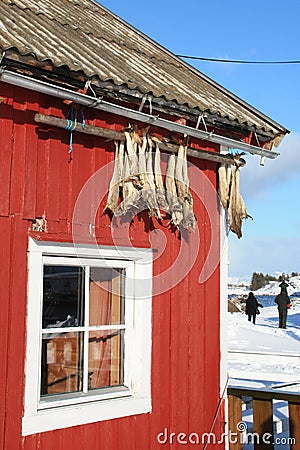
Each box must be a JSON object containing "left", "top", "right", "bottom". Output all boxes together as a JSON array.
[
  {"left": 43, "top": 266, "right": 84, "bottom": 328},
  {"left": 41, "top": 332, "right": 83, "bottom": 396},
  {"left": 89, "top": 268, "right": 124, "bottom": 326},
  {"left": 88, "top": 330, "right": 124, "bottom": 390}
]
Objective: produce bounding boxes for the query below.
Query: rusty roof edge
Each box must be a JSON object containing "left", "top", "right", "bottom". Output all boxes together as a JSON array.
[
  {"left": 1, "top": 49, "right": 286, "bottom": 142},
  {"left": 1, "top": 0, "right": 289, "bottom": 138},
  {"left": 0, "top": 69, "right": 281, "bottom": 159},
  {"left": 1, "top": 48, "right": 287, "bottom": 145},
  {"left": 90, "top": 75, "right": 285, "bottom": 139},
  {"left": 88, "top": 0, "right": 289, "bottom": 136}
]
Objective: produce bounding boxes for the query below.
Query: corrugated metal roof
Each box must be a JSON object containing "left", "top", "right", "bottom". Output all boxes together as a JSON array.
[{"left": 0, "top": 0, "right": 288, "bottom": 136}]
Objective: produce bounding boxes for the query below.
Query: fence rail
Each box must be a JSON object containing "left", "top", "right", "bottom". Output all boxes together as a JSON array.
[{"left": 227, "top": 386, "right": 300, "bottom": 450}]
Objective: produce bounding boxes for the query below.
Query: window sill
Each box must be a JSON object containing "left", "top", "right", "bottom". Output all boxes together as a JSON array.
[
  {"left": 22, "top": 395, "right": 151, "bottom": 436},
  {"left": 38, "top": 386, "right": 131, "bottom": 409}
]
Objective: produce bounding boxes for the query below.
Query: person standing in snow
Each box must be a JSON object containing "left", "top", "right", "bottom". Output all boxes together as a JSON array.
[
  {"left": 275, "top": 285, "right": 291, "bottom": 329},
  {"left": 245, "top": 292, "right": 262, "bottom": 324}
]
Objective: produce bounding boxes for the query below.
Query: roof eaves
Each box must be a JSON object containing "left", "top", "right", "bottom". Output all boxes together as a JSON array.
[{"left": 1, "top": 49, "right": 286, "bottom": 144}]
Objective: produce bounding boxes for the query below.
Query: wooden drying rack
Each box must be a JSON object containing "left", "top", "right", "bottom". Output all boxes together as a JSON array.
[{"left": 34, "top": 114, "right": 242, "bottom": 165}]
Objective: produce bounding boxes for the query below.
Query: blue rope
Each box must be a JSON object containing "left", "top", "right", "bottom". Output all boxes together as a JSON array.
[
  {"left": 65, "top": 107, "right": 85, "bottom": 154},
  {"left": 81, "top": 109, "right": 85, "bottom": 129},
  {"left": 68, "top": 119, "right": 77, "bottom": 153},
  {"left": 65, "top": 119, "right": 73, "bottom": 130},
  {"left": 69, "top": 129, "right": 73, "bottom": 153},
  {"left": 65, "top": 107, "right": 76, "bottom": 154}
]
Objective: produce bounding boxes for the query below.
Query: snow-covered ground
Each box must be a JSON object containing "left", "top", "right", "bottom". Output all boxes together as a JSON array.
[
  {"left": 227, "top": 281, "right": 300, "bottom": 449},
  {"left": 228, "top": 302, "right": 300, "bottom": 387},
  {"left": 228, "top": 275, "right": 300, "bottom": 385}
]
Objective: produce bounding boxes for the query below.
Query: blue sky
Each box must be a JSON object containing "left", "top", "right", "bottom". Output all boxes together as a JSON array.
[{"left": 98, "top": 0, "right": 300, "bottom": 280}]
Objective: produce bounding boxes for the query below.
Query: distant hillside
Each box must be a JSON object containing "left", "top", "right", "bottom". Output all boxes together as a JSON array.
[
  {"left": 228, "top": 276, "right": 250, "bottom": 295},
  {"left": 228, "top": 275, "right": 300, "bottom": 297},
  {"left": 255, "top": 276, "right": 300, "bottom": 296}
]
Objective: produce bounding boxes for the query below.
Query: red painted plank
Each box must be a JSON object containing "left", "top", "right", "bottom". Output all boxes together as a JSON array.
[
  {"left": 23, "top": 434, "right": 39, "bottom": 450},
  {"left": 82, "top": 423, "right": 100, "bottom": 450},
  {"left": 50, "top": 429, "right": 63, "bottom": 449},
  {"left": 0, "top": 217, "right": 12, "bottom": 450},
  {"left": 98, "top": 420, "right": 113, "bottom": 449},
  {"left": 151, "top": 288, "right": 171, "bottom": 445},
  {"left": 23, "top": 95, "right": 40, "bottom": 220},
  {"left": 4, "top": 217, "right": 28, "bottom": 449},
  {"left": 30, "top": 428, "right": 64, "bottom": 450},
  {"left": 9, "top": 91, "right": 28, "bottom": 215},
  {"left": 35, "top": 121, "right": 50, "bottom": 218},
  {"left": 38, "top": 431, "right": 54, "bottom": 450},
  {"left": 0, "top": 85, "right": 14, "bottom": 216},
  {"left": 68, "top": 136, "right": 97, "bottom": 228},
  {"left": 169, "top": 249, "right": 190, "bottom": 435},
  {"left": 134, "top": 414, "right": 151, "bottom": 450},
  {"left": 61, "top": 426, "right": 83, "bottom": 450},
  {"left": 46, "top": 129, "right": 65, "bottom": 221},
  {"left": 58, "top": 130, "right": 73, "bottom": 222}
]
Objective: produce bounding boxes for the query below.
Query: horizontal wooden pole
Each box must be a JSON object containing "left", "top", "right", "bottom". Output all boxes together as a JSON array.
[
  {"left": 228, "top": 386, "right": 300, "bottom": 404},
  {"left": 34, "top": 113, "right": 240, "bottom": 165}
]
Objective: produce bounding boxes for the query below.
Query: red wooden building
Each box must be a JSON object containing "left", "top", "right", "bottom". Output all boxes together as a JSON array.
[{"left": 0, "top": 1, "right": 288, "bottom": 449}]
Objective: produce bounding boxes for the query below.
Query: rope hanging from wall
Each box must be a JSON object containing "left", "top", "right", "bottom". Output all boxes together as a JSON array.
[{"left": 104, "top": 128, "right": 196, "bottom": 231}]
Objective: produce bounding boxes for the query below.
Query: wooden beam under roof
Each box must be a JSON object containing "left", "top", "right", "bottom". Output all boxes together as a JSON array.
[{"left": 34, "top": 113, "right": 243, "bottom": 165}]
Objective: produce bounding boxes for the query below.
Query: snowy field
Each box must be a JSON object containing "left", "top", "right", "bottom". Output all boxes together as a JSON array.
[
  {"left": 228, "top": 301, "right": 300, "bottom": 387},
  {"left": 227, "top": 286, "right": 300, "bottom": 449}
]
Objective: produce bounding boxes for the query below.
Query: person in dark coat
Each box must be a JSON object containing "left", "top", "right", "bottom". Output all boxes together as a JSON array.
[
  {"left": 275, "top": 286, "right": 290, "bottom": 329},
  {"left": 245, "top": 292, "right": 262, "bottom": 324},
  {"left": 279, "top": 280, "right": 289, "bottom": 290}
]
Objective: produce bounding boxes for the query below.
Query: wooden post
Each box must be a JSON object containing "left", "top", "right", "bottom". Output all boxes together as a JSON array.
[
  {"left": 252, "top": 398, "right": 274, "bottom": 450},
  {"left": 228, "top": 394, "right": 243, "bottom": 450},
  {"left": 288, "top": 402, "right": 300, "bottom": 449}
]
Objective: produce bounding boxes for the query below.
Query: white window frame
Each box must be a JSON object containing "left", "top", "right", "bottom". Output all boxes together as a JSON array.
[{"left": 23, "top": 238, "right": 152, "bottom": 436}]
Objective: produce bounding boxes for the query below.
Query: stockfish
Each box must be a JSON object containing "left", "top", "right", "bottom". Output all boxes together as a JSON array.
[{"left": 228, "top": 164, "right": 248, "bottom": 238}]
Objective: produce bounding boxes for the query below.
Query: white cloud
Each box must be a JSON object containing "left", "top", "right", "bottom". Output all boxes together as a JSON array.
[{"left": 240, "top": 132, "right": 300, "bottom": 199}]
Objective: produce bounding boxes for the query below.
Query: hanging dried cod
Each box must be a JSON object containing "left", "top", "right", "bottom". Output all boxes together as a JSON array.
[
  {"left": 104, "top": 140, "right": 124, "bottom": 214},
  {"left": 113, "top": 131, "right": 141, "bottom": 216},
  {"left": 175, "top": 145, "right": 195, "bottom": 231},
  {"left": 135, "top": 134, "right": 162, "bottom": 219},
  {"left": 124, "top": 130, "right": 142, "bottom": 189},
  {"left": 165, "top": 153, "right": 182, "bottom": 227},
  {"left": 105, "top": 128, "right": 196, "bottom": 232},
  {"left": 218, "top": 162, "right": 232, "bottom": 209},
  {"left": 153, "top": 140, "right": 168, "bottom": 212},
  {"left": 145, "top": 139, "right": 162, "bottom": 219},
  {"left": 165, "top": 145, "right": 196, "bottom": 231},
  {"left": 218, "top": 154, "right": 249, "bottom": 239},
  {"left": 228, "top": 164, "right": 248, "bottom": 238}
]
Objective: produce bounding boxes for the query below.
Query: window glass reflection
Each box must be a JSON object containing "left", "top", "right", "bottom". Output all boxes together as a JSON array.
[
  {"left": 41, "top": 332, "right": 83, "bottom": 395},
  {"left": 88, "top": 330, "right": 124, "bottom": 390},
  {"left": 89, "top": 268, "right": 124, "bottom": 326},
  {"left": 43, "top": 266, "right": 84, "bottom": 327}
]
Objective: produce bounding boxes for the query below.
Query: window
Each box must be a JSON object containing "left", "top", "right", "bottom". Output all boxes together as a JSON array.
[
  {"left": 41, "top": 265, "right": 125, "bottom": 402},
  {"left": 23, "top": 239, "right": 152, "bottom": 435}
]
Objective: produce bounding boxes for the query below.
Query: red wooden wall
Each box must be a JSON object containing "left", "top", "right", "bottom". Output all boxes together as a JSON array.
[{"left": 0, "top": 82, "right": 224, "bottom": 449}]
